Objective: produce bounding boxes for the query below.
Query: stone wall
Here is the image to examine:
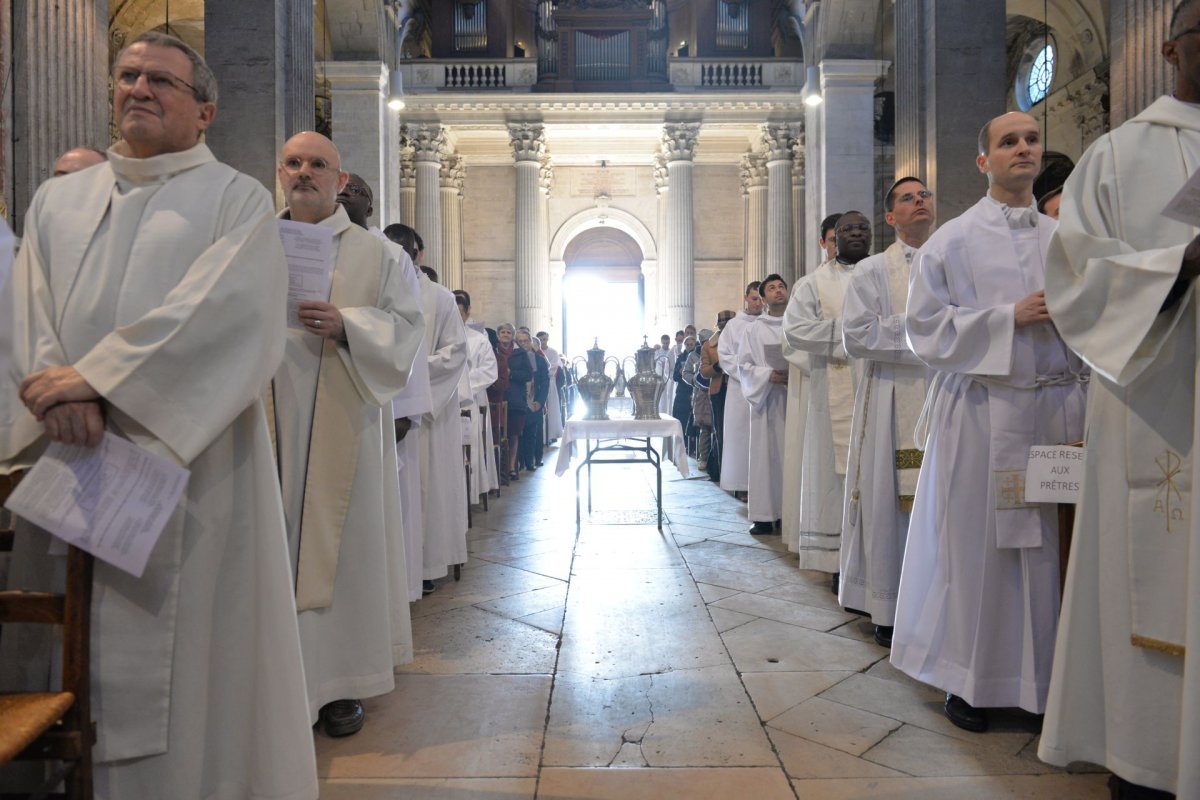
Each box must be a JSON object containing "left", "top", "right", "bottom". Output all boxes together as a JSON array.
[{"left": 1110, "top": 0, "right": 1172, "bottom": 125}]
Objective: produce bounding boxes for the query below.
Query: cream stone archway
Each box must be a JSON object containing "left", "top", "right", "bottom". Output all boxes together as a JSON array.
[{"left": 548, "top": 204, "right": 660, "bottom": 348}]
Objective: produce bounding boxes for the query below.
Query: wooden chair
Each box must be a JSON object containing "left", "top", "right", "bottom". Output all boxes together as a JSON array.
[{"left": 0, "top": 471, "right": 95, "bottom": 800}]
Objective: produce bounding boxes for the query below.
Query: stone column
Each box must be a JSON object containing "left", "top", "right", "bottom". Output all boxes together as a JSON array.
[
  {"left": 10, "top": 0, "right": 107, "bottom": 229},
  {"left": 652, "top": 152, "right": 669, "bottom": 329},
  {"left": 662, "top": 122, "right": 700, "bottom": 331},
  {"left": 741, "top": 152, "right": 768, "bottom": 287},
  {"left": 406, "top": 124, "right": 444, "bottom": 271},
  {"left": 763, "top": 123, "right": 796, "bottom": 285},
  {"left": 326, "top": 61, "right": 391, "bottom": 228},
  {"left": 816, "top": 60, "right": 891, "bottom": 240},
  {"left": 791, "top": 130, "right": 808, "bottom": 274},
  {"left": 895, "top": 2, "right": 1005, "bottom": 221},
  {"left": 539, "top": 157, "right": 557, "bottom": 335},
  {"left": 1111, "top": 0, "right": 1171, "bottom": 124},
  {"left": 509, "top": 123, "right": 549, "bottom": 331},
  {"left": 399, "top": 145, "right": 416, "bottom": 228},
  {"left": 205, "top": 0, "right": 314, "bottom": 194},
  {"left": 439, "top": 154, "right": 465, "bottom": 289}
]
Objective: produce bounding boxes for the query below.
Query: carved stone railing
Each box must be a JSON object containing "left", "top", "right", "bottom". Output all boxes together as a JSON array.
[
  {"left": 668, "top": 58, "right": 804, "bottom": 91},
  {"left": 398, "top": 59, "right": 539, "bottom": 92}
]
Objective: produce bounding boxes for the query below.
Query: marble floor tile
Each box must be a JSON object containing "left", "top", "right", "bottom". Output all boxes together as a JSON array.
[
  {"left": 517, "top": 606, "right": 564, "bottom": 635},
  {"left": 768, "top": 696, "right": 903, "bottom": 756},
  {"left": 741, "top": 670, "right": 855, "bottom": 721},
  {"left": 411, "top": 561, "right": 565, "bottom": 619},
  {"left": 687, "top": 564, "right": 788, "bottom": 594},
  {"left": 536, "top": 767, "right": 795, "bottom": 800},
  {"left": 710, "top": 530, "right": 793, "bottom": 551},
  {"left": 402, "top": 605, "right": 559, "bottom": 675},
  {"left": 475, "top": 583, "right": 569, "bottom": 620},
  {"left": 759, "top": 576, "right": 854, "bottom": 612},
  {"left": 768, "top": 727, "right": 907, "bottom": 779},
  {"left": 319, "top": 778, "right": 537, "bottom": 799},
  {"left": 317, "top": 674, "right": 551, "bottom": 778},
  {"left": 721, "top": 618, "right": 887, "bottom": 674},
  {"left": 492, "top": 548, "right": 575, "bottom": 581},
  {"left": 788, "top": 774, "right": 1110, "bottom": 799},
  {"left": 862, "top": 724, "right": 1056, "bottom": 777},
  {"left": 712, "top": 591, "right": 857, "bottom": 632},
  {"left": 572, "top": 524, "right": 686, "bottom": 568},
  {"left": 671, "top": 532, "right": 707, "bottom": 547},
  {"left": 696, "top": 581, "right": 740, "bottom": 603},
  {"left": 708, "top": 605, "right": 756, "bottom": 632}
]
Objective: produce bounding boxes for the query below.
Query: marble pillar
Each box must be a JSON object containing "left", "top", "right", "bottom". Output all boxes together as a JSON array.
[
  {"left": 662, "top": 122, "right": 700, "bottom": 331},
  {"left": 803, "top": 95, "right": 826, "bottom": 274},
  {"left": 406, "top": 124, "right": 444, "bottom": 273},
  {"left": 399, "top": 145, "right": 416, "bottom": 228},
  {"left": 539, "top": 157, "right": 556, "bottom": 336},
  {"left": 791, "top": 130, "right": 808, "bottom": 274},
  {"left": 205, "top": 0, "right": 314, "bottom": 194},
  {"left": 326, "top": 61, "right": 393, "bottom": 228},
  {"left": 440, "top": 154, "right": 465, "bottom": 289},
  {"left": 9, "top": 0, "right": 107, "bottom": 229},
  {"left": 1111, "top": 0, "right": 1172, "bottom": 125},
  {"left": 652, "top": 152, "right": 669, "bottom": 329},
  {"left": 741, "top": 152, "right": 768, "bottom": 287},
  {"left": 509, "top": 123, "right": 549, "bottom": 332},
  {"left": 763, "top": 122, "right": 796, "bottom": 284}
]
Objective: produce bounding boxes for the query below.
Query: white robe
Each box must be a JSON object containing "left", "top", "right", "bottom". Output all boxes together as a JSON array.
[
  {"left": 392, "top": 323, "right": 433, "bottom": 604},
  {"left": 839, "top": 242, "right": 926, "bottom": 626},
  {"left": 419, "top": 276, "right": 469, "bottom": 580},
  {"left": 718, "top": 311, "right": 758, "bottom": 491},
  {"left": 737, "top": 315, "right": 787, "bottom": 523},
  {"left": 273, "top": 205, "right": 424, "bottom": 719},
  {"left": 544, "top": 345, "right": 564, "bottom": 441},
  {"left": 1039, "top": 95, "right": 1200, "bottom": 796},
  {"left": 783, "top": 262, "right": 861, "bottom": 573},
  {"left": 781, "top": 273, "right": 822, "bottom": 553},
  {"left": 892, "top": 196, "right": 1087, "bottom": 713},
  {"left": 0, "top": 144, "right": 317, "bottom": 799},
  {"left": 459, "top": 324, "right": 498, "bottom": 502}
]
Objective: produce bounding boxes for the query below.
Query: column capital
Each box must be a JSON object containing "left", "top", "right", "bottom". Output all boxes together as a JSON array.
[
  {"left": 399, "top": 145, "right": 416, "bottom": 189},
  {"left": 508, "top": 122, "right": 547, "bottom": 162},
  {"left": 440, "top": 153, "right": 465, "bottom": 191},
  {"left": 403, "top": 123, "right": 445, "bottom": 163},
  {"left": 740, "top": 152, "right": 768, "bottom": 193},
  {"left": 539, "top": 155, "right": 554, "bottom": 193},
  {"left": 653, "top": 151, "right": 669, "bottom": 194},
  {"left": 661, "top": 122, "right": 700, "bottom": 162},
  {"left": 762, "top": 123, "right": 796, "bottom": 163}
]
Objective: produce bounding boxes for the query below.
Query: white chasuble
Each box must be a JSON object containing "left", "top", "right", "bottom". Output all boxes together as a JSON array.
[
  {"left": 418, "top": 276, "right": 469, "bottom": 580},
  {"left": 718, "top": 311, "right": 758, "bottom": 492},
  {"left": 273, "top": 205, "right": 424, "bottom": 718},
  {"left": 783, "top": 262, "right": 862, "bottom": 572},
  {"left": 892, "top": 196, "right": 1086, "bottom": 714},
  {"left": 1039, "top": 96, "right": 1200, "bottom": 796},
  {"left": 0, "top": 144, "right": 317, "bottom": 799},
  {"left": 839, "top": 241, "right": 927, "bottom": 626},
  {"left": 737, "top": 315, "right": 787, "bottom": 523}
]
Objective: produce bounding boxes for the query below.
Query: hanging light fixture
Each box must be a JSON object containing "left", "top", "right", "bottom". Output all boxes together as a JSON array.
[
  {"left": 801, "top": 64, "right": 822, "bottom": 106},
  {"left": 388, "top": 68, "right": 406, "bottom": 110}
]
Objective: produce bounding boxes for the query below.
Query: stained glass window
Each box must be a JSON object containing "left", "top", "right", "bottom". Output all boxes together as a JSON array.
[{"left": 1027, "top": 44, "right": 1055, "bottom": 107}]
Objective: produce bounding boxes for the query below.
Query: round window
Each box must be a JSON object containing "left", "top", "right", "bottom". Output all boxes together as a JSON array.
[{"left": 1016, "top": 39, "right": 1056, "bottom": 111}]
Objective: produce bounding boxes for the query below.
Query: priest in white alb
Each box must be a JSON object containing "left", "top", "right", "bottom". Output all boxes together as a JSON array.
[
  {"left": 718, "top": 282, "right": 764, "bottom": 496},
  {"left": 783, "top": 212, "right": 872, "bottom": 590},
  {"left": 1, "top": 32, "right": 317, "bottom": 799},
  {"left": 737, "top": 274, "right": 790, "bottom": 535},
  {"left": 456, "top": 290, "right": 498, "bottom": 504},
  {"left": 893, "top": 112, "right": 1087, "bottom": 734},
  {"left": 1038, "top": 8, "right": 1200, "bottom": 795},
  {"left": 272, "top": 132, "right": 424, "bottom": 738},
  {"left": 839, "top": 179, "right": 934, "bottom": 648}
]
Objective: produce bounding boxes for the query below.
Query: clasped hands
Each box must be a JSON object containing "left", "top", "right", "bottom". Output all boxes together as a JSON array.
[
  {"left": 1014, "top": 290, "right": 1052, "bottom": 328},
  {"left": 769, "top": 369, "right": 789, "bottom": 385},
  {"left": 298, "top": 300, "right": 346, "bottom": 342},
  {"left": 19, "top": 365, "right": 104, "bottom": 447}
]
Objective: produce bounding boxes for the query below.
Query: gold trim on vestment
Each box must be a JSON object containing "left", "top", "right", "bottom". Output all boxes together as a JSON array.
[
  {"left": 898, "top": 496, "right": 915, "bottom": 513},
  {"left": 895, "top": 448, "right": 924, "bottom": 470},
  {"left": 1131, "top": 634, "right": 1185, "bottom": 657}
]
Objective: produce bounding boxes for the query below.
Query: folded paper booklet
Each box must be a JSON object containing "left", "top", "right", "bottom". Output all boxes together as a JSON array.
[
  {"left": 278, "top": 219, "right": 334, "bottom": 330},
  {"left": 762, "top": 343, "right": 789, "bottom": 372},
  {"left": 1162, "top": 167, "right": 1200, "bottom": 228}
]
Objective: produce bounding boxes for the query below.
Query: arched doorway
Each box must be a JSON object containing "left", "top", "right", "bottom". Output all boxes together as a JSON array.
[{"left": 561, "top": 226, "right": 645, "bottom": 362}]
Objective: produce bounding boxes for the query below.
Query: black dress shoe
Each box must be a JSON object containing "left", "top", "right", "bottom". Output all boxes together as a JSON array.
[
  {"left": 830, "top": 572, "right": 840, "bottom": 595},
  {"left": 321, "top": 699, "right": 365, "bottom": 737},
  {"left": 873, "top": 625, "right": 894, "bottom": 648},
  {"left": 749, "top": 521, "right": 776, "bottom": 535},
  {"left": 422, "top": 579, "right": 436, "bottom": 596},
  {"left": 943, "top": 693, "right": 988, "bottom": 732},
  {"left": 1109, "top": 775, "right": 1176, "bottom": 799}
]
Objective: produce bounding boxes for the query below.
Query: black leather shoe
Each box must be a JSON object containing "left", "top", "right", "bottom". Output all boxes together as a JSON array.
[
  {"left": 944, "top": 693, "right": 988, "bottom": 732},
  {"left": 321, "top": 699, "right": 365, "bottom": 737},
  {"left": 830, "top": 572, "right": 840, "bottom": 595},
  {"left": 422, "top": 579, "right": 436, "bottom": 596},
  {"left": 749, "top": 521, "right": 776, "bottom": 535},
  {"left": 873, "top": 625, "right": 894, "bottom": 648},
  {"left": 1109, "top": 775, "right": 1176, "bottom": 799}
]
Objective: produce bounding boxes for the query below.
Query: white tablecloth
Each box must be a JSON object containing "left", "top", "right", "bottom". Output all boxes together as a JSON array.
[{"left": 554, "top": 415, "right": 690, "bottom": 478}]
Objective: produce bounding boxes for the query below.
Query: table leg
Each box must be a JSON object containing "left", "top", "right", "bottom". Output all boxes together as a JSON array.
[{"left": 587, "top": 441, "right": 594, "bottom": 514}]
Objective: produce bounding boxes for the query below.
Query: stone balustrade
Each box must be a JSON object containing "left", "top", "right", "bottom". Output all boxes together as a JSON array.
[
  {"left": 398, "top": 59, "right": 539, "bottom": 92},
  {"left": 668, "top": 58, "right": 804, "bottom": 91}
]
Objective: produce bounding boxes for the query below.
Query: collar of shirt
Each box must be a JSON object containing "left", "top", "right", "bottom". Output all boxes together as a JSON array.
[{"left": 984, "top": 193, "right": 1038, "bottom": 229}]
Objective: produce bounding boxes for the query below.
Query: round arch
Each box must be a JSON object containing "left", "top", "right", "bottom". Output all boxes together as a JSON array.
[{"left": 549, "top": 205, "right": 658, "bottom": 264}]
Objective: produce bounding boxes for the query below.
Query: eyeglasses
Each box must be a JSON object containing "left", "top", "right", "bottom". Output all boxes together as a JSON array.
[
  {"left": 837, "top": 222, "right": 871, "bottom": 234},
  {"left": 896, "top": 190, "right": 933, "bottom": 204},
  {"left": 340, "top": 184, "right": 370, "bottom": 197},
  {"left": 113, "top": 67, "right": 201, "bottom": 99},
  {"left": 280, "top": 156, "right": 338, "bottom": 175}
]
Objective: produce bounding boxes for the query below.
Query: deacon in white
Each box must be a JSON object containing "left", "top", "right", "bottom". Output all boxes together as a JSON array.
[
  {"left": 781, "top": 215, "right": 840, "bottom": 553},
  {"left": 839, "top": 179, "right": 934, "bottom": 649},
  {"left": 1038, "top": 11, "right": 1200, "bottom": 795},
  {"left": 0, "top": 32, "right": 317, "bottom": 799},
  {"left": 273, "top": 132, "right": 424, "bottom": 738},
  {"left": 456, "top": 290, "right": 498, "bottom": 503},
  {"left": 538, "top": 330, "right": 564, "bottom": 443},
  {"left": 893, "top": 112, "right": 1087, "bottom": 733},
  {"left": 718, "top": 282, "right": 764, "bottom": 493},
  {"left": 737, "top": 274, "right": 790, "bottom": 535},
  {"left": 783, "top": 212, "right": 872, "bottom": 585}
]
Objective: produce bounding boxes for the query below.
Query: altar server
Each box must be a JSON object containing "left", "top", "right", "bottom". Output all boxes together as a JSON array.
[
  {"left": 1038, "top": 8, "right": 1200, "bottom": 795},
  {"left": 456, "top": 290, "right": 498, "bottom": 503},
  {"left": 839, "top": 179, "right": 934, "bottom": 647},
  {"left": 718, "top": 282, "right": 764, "bottom": 495},
  {"left": 893, "top": 112, "right": 1087, "bottom": 733}
]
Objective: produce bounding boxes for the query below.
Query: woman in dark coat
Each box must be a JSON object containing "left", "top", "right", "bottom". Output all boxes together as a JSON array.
[
  {"left": 503, "top": 325, "right": 533, "bottom": 480},
  {"left": 671, "top": 335, "right": 697, "bottom": 430}
]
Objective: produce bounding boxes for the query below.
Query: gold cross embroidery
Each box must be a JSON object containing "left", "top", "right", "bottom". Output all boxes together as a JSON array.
[
  {"left": 1155, "top": 450, "right": 1184, "bottom": 534},
  {"left": 999, "top": 472, "right": 1025, "bottom": 507}
]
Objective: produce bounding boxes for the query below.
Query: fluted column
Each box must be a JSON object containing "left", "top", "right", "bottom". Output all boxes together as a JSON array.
[
  {"left": 662, "top": 123, "right": 699, "bottom": 331},
  {"left": 652, "top": 152, "right": 669, "bottom": 329},
  {"left": 405, "top": 124, "right": 444, "bottom": 269},
  {"left": 509, "top": 123, "right": 549, "bottom": 331},
  {"left": 440, "top": 154, "right": 464, "bottom": 289},
  {"left": 539, "top": 157, "right": 555, "bottom": 333},
  {"left": 763, "top": 123, "right": 796, "bottom": 285},
  {"left": 741, "top": 152, "right": 768, "bottom": 287},
  {"left": 791, "top": 130, "right": 808, "bottom": 274},
  {"left": 399, "top": 145, "right": 416, "bottom": 228}
]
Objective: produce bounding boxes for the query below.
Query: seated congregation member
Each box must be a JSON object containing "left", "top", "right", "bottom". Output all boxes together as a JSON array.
[
  {"left": 893, "top": 112, "right": 1087, "bottom": 733},
  {"left": 737, "top": 274, "right": 790, "bottom": 535},
  {"left": 1, "top": 31, "right": 318, "bottom": 797},
  {"left": 839, "top": 178, "right": 934, "bottom": 648}
]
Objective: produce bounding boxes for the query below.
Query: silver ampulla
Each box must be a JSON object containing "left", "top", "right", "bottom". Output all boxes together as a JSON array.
[
  {"left": 625, "top": 336, "right": 665, "bottom": 420},
  {"left": 571, "top": 338, "right": 619, "bottom": 420}
]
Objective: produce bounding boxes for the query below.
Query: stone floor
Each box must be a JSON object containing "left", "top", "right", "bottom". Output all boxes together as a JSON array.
[{"left": 316, "top": 444, "right": 1108, "bottom": 799}]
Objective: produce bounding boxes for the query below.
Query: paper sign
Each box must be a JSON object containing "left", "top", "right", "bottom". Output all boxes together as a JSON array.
[
  {"left": 763, "top": 343, "right": 789, "bottom": 372},
  {"left": 4, "top": 433, "right": 190, "bottom": 577},
  {"left": 278, "top": 219, "right": 334, "bottom": 330},
  {"left": 1023, "top": 445, "right": 1086, "bottom": 504},
  {"left": 1162, "top": 168, "right": 1200, "bottom": 227}
]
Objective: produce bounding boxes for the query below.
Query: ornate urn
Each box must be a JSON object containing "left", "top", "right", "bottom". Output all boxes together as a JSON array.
[
  {"left": 626, "top": 337, "right": 664, "bottom": 420},
  {"left": 571, "top": 338, "right": 619, "bottom": 420}
]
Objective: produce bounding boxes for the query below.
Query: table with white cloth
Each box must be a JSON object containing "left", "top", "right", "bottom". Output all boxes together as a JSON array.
[{"left": 554, "top": 414, "right": 690, "bottom": 529}]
